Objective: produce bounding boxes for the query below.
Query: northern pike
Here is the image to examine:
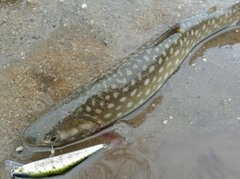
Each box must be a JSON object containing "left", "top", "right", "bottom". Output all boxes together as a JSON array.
[
  {"left": 24, "top": 3, "right": 240, "bottom": 146},
  {"left": 10, "top": 144, "right": 105, "bottom": 178}
]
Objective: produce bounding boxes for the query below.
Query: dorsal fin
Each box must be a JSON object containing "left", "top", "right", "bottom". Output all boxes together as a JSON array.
[
  {"left": 207, "top": 6, "right": 217, "bottom": 13},
  {"left": 151, "top": 24, "right": 183, "bottom": 48}
]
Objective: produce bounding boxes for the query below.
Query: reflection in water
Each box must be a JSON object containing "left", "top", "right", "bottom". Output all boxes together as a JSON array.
[
  {"left": 78, "top": 147, "right": 151, "bottom": 179},
  {"left": 196, "top": 151, "right": 226, "bottom": 178},
  {"left": 189, "top": 28, "right": 240, "bottom": 65}
]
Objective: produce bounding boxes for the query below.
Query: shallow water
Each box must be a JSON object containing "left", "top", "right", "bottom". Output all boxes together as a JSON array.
[{"left": 0, "top": 0, "right": 240, "bottom": 178}]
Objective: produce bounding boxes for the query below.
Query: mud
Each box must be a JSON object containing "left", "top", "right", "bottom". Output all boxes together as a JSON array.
[{"left": 0, "top": 0, "right": 240, "bottom": 178}]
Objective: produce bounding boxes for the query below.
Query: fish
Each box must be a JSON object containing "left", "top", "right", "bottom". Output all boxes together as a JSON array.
[
  {"left": 10, "top": 144, "right": 105, "bottom": 178},
  {"left": 23, "top": 3, "right": 240, "bottom": 147}
]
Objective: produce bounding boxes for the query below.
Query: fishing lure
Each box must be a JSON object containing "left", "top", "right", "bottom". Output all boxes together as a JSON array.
[{"left": 10, "top": 144, "right": 105, "bottom": 178}]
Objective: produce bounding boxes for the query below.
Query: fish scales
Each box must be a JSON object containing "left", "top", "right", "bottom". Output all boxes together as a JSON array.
[{"left": 24, "top": 3, "right": 240, "bottom": 146}]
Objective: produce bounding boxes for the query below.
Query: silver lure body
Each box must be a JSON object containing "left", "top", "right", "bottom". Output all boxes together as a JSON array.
[
  {"left": 24, "top": 3, "right": 240, "bottom": 146},
  {"left": 10, "top": 144, "right": 105, "bottom": 178}
]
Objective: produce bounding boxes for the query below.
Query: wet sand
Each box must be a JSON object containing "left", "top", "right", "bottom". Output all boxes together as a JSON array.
[{"left": 0, "top": 0, "right": 240, "bottom": 178}]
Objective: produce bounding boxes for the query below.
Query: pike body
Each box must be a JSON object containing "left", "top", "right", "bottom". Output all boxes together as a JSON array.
[{"left": 24, "top": 3, "right": 240, "bottom": 146}]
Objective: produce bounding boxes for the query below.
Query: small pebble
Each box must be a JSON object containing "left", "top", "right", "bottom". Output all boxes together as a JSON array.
[
  {"left": 81, "top": 3, "right": 87, "bottom": 9},
  {"left": 162, "top": 120, "right": 168, "bottom": 125},
  {"left": 90, "top": 19, "right": 94, "bottom": 25},
  {"left": 202, "top": 58, "right": 207, "bottom": 62},
  {"left": 103, "top": 40, "right": 108, "bottom": 45},
  {"left": 222, "top": 100, "right": 227, "bottom": 105},
  {"left": 16, "top": 146, "right": 23, "bottom": 154}
]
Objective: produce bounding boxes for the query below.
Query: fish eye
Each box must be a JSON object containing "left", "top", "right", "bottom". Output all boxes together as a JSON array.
[{"left": 45, "top": 134, "right": 60, "bottom": 143}]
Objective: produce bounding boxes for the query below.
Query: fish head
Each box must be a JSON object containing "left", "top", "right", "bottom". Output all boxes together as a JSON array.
[
  {"left": 23, "top": 114, "right": 100, "bottom": 147},
  {"left": 23, "top": 119, "right": 60, "bottom": 146},
  {"left": 44, "top": 117, "right": 101, "bottom": 146}
]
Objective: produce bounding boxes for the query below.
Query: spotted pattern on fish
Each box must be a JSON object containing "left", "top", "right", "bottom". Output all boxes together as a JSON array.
[{"left": 24, "top": 3, "right": 240, "bottom": 146}]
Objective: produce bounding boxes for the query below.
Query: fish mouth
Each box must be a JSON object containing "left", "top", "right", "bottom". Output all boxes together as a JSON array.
[
  {"left": 23, "top": 129, "right": 38, "bottom": 146},
  {"left": 23, "top": 133, "right": 45, "bottom": 146},
  {"left": 24, "top": 135, "right": 37, "bottom": 146},
  {"left": 23, "top": 125, "right": 46, "bottom": 146}
]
